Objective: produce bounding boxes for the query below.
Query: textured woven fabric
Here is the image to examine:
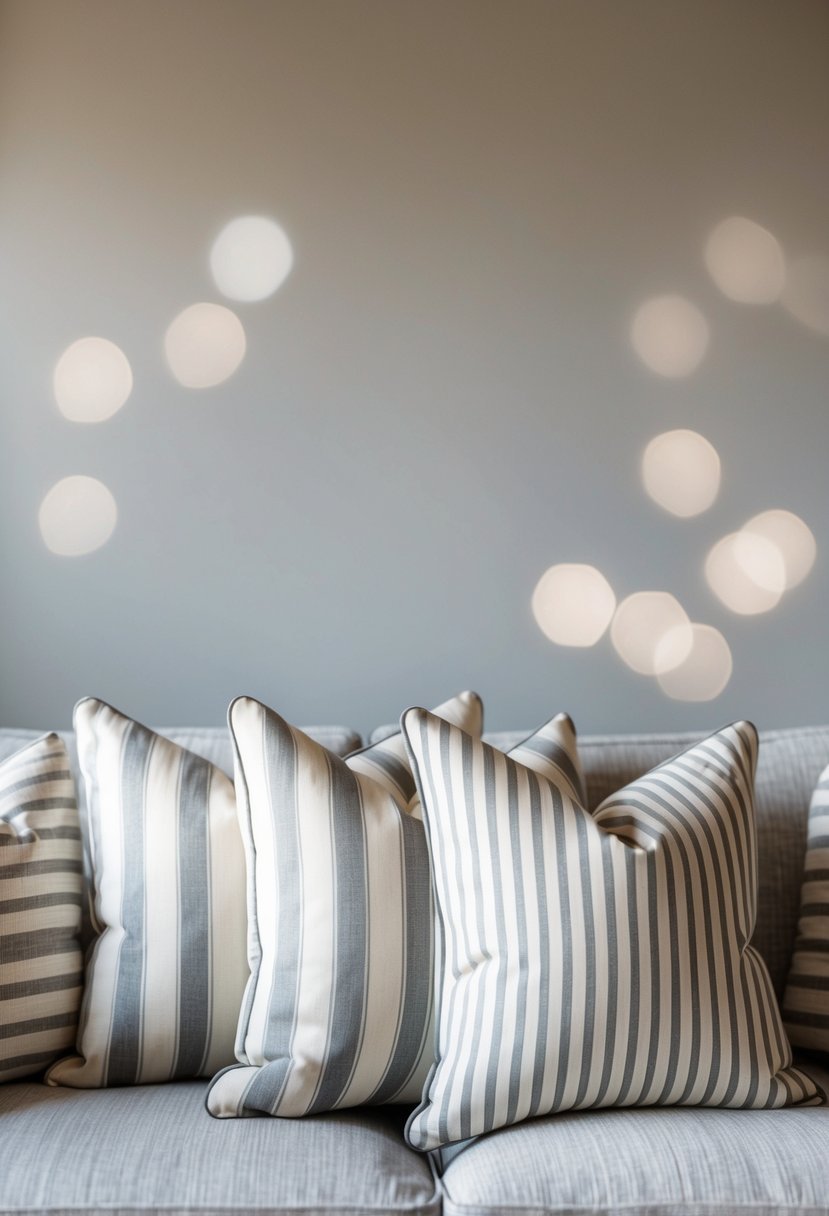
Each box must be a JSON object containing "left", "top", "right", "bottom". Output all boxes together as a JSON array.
[
  {"left": 404, "top": 712, "right": 820, "bottom": 1151},
  {"left": 208, "top": 693, "right": 486, "bottom": 1117},
  {"left": 437, "top": 1061, "right": 829, "bottom": 1216},
  {"left": 0, "top": 735, "right": 83, "bottom": 1081},
  {"left": 0, "top": 1079, "right": 439, "bottom": 1216},
  {"left": 784, "top": 761, "right": 829, "bottom": 1053},
  {"left": 47, "top": 700, "right": 249, "bottom": 1087}
]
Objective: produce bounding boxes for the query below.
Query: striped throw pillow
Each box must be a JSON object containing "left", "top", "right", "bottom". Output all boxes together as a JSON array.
[
  {"left": 402, "top": 710, "right": 822, "bottom": 1151},
  {"left": 1, "top": 734, "right": 83, "bottom": 1081},
  {"left": 783, "top": 761, "right": 829, "bottom": 1053},
  {"left": 46, "top": 699, "right": 248, "bottom": 1087},
  {"left": 208, "top": 693, "right": 583, "bottom": 1119}
]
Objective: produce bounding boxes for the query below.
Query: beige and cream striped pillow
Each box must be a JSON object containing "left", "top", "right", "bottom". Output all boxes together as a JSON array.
[
  {"left": 1, "top": 734, "right": 83, "bottom": 1081},
  {"left": 47, "top": 699, "right": 248, "bottom": 1088},
  {"left": 402, "top": 710, "right": 821, "bottom": 1151}
]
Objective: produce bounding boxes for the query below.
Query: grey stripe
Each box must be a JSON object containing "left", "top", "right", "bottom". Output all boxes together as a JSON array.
[
  {"left": 174, "top": 750, "right": 211, "bottom": 1078},
  {"left": 105, "top": 722, "right": 150, "bottom": 1085},
  {"left": 309, "top": 755, "right": 368, "bottom": 1112}
]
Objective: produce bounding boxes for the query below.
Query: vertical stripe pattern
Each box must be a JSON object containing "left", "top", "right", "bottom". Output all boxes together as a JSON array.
[
  {"left": 783, "top": 762, "right": 829, "bottom": 1053},
  {"left": 403, "top": 710, "right": 821, "bottom": 1152},
  {"left": 207, "top": 697, "right": 585, "bottom": 1118},
  {"left": 0, "top": 734, "right": 83, "bottom": 1082},
  {"left": 46, "top": 699, "right": 247, "bottom": 1088}
]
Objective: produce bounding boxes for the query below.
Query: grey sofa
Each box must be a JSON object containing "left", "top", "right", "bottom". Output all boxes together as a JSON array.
[{"left": 1, "top": 722, "right": 827, "bottom": 1216}]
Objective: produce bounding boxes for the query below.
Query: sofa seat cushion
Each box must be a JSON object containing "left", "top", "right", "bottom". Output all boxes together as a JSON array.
[
  {"left": 0, "top": 1081, "right": 439, "bottom": 1216},
  {"left": 437, "top": 1062, "right": 829, "bottom": 1216}
]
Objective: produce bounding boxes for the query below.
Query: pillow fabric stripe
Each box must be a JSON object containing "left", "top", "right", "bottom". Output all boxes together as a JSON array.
[
  {"left": 46, "top": 699, "right": 248, "bottom": 1088},
  {"left": 402, "top": 711, "right": 820, "bottom": 1151},
  {"left": 784, "top": 763, "right": 829, "bottom": 1053},
  {"left": 1, "top": 734, "right": 83, "bottom": 1082}
]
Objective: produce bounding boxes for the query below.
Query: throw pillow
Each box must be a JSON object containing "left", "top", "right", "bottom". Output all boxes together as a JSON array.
[
  {"left": 783, "top": 760, "right": 829, "bottom": 1053},
  {"left": 402, "top": 709, "right": 821, "bottom": 1151},
  {"left": 46, "top": 698, "right": 248, "bottom": 1087},
  {"left": 1, "top": 734, "right": 83, "bottom": 1081},
  {"left": 207, "top": 694, "right": 584, "bottom": 1118}
]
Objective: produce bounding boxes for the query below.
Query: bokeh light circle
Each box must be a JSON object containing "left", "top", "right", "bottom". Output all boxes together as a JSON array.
[
  {"left": 531, "top": 563, "right": 616, "bottom": 647},
  {"left": 741, "top": 509, "right": 816, "bottom": 591},
  {"left": 705, "top": 532, "right": 784, "bottom": 614},
  {"left": 164, "top": 303, "right": 246, "bottom": 388},
  {"left": 38, "top": 475, "right": 117, "bottom": 556},
  {"left": 704, "top": 217, "right": 785, "bottom": 304},
  {"left": 657, "top": 623, "right": 733, "bottom": 701},
  {"left": 611, "top": 592, "right": 693, "bottom": 675},
  {"left": 630, "top": 295, "right": 709, "bottom": 378},
  {"left": 210, "top": 216, "right": 294, "bottom": 303},
  {"left": 53, "top": 337, "right": 133, "bottom": 422},
  {"left": 641, "top": 429, "right": 721, "bottom": 517}
]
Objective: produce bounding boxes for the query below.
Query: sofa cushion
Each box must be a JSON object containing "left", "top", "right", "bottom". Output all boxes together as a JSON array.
[
  {"left": 437, "top": 1061, "right": 829, "bottom": 1216},
  {"left": 0, "top": 1080, "right": 440, "bottom": 1216}
]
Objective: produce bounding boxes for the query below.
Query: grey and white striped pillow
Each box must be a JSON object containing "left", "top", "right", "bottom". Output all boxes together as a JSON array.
[
  {"left": 206, "top": 691, "right": 486, "bottom": 1118},
  {"left": 402, "top": 710, "right": 821, "bottom": 1151},
  {"left": 46, "top": 699, "right": 248, "bottom": 1088},
  {"left": 1, "top": 734, "right": 83, "bottom": 1082},
  {"left": 783, "top": 760, "right": 829, "bottom": 1054}
]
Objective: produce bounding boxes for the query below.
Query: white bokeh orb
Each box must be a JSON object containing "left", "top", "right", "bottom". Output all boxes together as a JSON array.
[
  {"left": 53, "top": 337, "right": 133, "bottom": 422},
  {"left": 630, "top": 295, "right": 710, "bottom": 378},
  {"left": 703, "top": 216, "right": 785, "bottom": 304},
  {"left": 610, "top": 592, "right": 693, "bottom": 676},
  {"left": 741, "top": 509, "right": 816, "bottom": 591},
  {"left": 641, "top": 429, "right": 721, "bottom": 517},
  {"left": 210, "top": 216, "right": 294, "bottom": 303},
  {"left": 38, "top": 475, "right": 117, "bottom": 556},
  {"left": 705, "top": 531, "right": 785, "bottom": 614},
  {"left": 531, "top": 563, "right": 616, "bottom": 647},
  {"left": 164, "top": 303, "right": 246, "bottom": 389},
  {"left": 657, "top": 623, "right": 733, "bottom": 701}
]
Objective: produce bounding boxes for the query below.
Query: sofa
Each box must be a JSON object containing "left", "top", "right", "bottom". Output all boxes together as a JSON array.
[{"left": 1, "top": 720, "right": 827, "bottom": 1216}]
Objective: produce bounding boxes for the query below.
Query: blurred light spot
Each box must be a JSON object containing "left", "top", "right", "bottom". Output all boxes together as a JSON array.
[
  {"left": 703, "top": 217, "right": 785, "bottom": 304},
  {"left": 741, "top": 509, "right": 816, "bottom": 590},
  {"left": 53, "top": 337, "right": 133, "bottom": 422},
  {"left": 657, "top": 623, "right": 733, "bottom": 701},
  {"left": 38, "top": 475, "right": 117, "bottom": 556},
  {"left": 641, "top": 429, "right": 721, "bottom": 517},
  {"left": 705, "top": 532, "right": 784, "bottom": 614},
  {"left": 781, "top": 254, "right": 829, "bottom": 337},
  {"left": 611, "top": 592, "right": 693, "bottom": 675},
  {"left": 210, "top": 216, "right": 294, "bottom": 302},
  {"left": 532, "top": 564, "right": 616, "bottom": 647},
  {"left": 164, "top": 303, "right": 246, "bottom": 388},
  {"left": 630, "top": 295, "right": 709, "bottom": 378}
]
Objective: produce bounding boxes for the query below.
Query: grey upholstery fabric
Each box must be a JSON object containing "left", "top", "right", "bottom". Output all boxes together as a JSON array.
[
  {"left": 437, "top": 1061, "right": 829, "bottom": 1216},
  {"left": 371, "top": 724, "right": 829, "bottom": 998},
  {"left": 0, "top": 1080, "right": 439, "bottom": 1216}
]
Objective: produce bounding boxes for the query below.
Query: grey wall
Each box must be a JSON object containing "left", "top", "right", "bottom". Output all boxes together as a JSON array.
[{"left": 1, "top": 0, "right": 827, "bottom": 736}]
